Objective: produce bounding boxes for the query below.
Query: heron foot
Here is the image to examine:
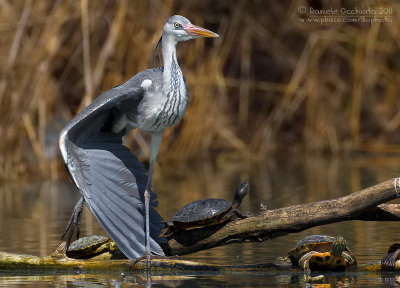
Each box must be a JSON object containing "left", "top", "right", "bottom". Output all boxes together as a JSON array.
[
  {"left": 62, "top": 197, "right": 84, "bottom": 248},
  {"left": 128, "top": 254, "right": 178, "bottom": 271}
]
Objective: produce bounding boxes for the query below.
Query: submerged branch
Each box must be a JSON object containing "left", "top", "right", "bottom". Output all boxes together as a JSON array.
[{"left": 161, "top": 178, "right": 400, "bottom": 256}]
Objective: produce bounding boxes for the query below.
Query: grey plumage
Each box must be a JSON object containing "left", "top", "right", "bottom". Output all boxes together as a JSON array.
[
  {"left": 60, "top": 15, "right": 218, "bottom": 262},
  {"left": 60, "top": 70, "right": 167, "bottom": 258},
  {"left": 78, "top": 133, "right": 164, "bottom": 256}
]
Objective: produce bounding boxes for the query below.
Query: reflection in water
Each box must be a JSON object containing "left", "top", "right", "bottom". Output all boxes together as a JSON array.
[
  {"left": 0, "top": 156, "right": 400, "bottom": 287},
  {"left": 288, "top": 273, "right": 357, "bottom": 287},
  {"left": 382, "top": 274, "right": 400, "bottom": 287},
  {"left": 0, "top": 272, "right": 127, "bottom": 288},
  {"left": 4, "top": 271, "right": 400, "bottom": 288}
]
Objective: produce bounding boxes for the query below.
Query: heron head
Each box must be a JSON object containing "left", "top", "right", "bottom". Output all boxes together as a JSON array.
[{"left": 163, "top": 15, "right": 219, "bottom": 42}]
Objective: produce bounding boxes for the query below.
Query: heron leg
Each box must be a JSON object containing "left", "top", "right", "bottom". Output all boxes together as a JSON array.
[
  {"left": 144, "top": 130, "right": 164, "bottom": 270},
  {"left": 62, "top": 197, "right": 85, "bottom": 248},
  {"left": 144, "top": 187, "right": 151, "bottom": 270}
]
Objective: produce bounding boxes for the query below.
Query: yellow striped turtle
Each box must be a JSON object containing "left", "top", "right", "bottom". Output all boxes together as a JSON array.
[
  {"left": 66, "top": 235, "right": 114, "bottom": 259},
  {"left": 287, "top": 235, "right": 357, "bottom": 271}
]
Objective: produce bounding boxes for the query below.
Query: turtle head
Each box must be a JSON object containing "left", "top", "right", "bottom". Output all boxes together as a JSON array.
[
  {"left": 232, "top": 181, "right": 249, "bottom": 208},
  {"left": 332, "top": 236, "right": 347, "bottom": 257}
]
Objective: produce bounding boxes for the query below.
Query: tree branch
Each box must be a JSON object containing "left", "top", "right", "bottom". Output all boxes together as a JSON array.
[{"left": 161, "top": 178, "right": 400, "bottom": 256}]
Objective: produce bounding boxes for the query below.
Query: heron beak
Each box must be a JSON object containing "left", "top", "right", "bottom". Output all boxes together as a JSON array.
[{"left": 182, "top": 24, "right": 219, "bottom": 38}]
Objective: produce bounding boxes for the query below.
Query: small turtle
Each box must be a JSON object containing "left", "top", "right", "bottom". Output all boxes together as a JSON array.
[
  {"left": 287, "top": 235, "right": 357, "bottom": 271},
  {"left": 65, "top": 235, "right": 115, "bottom": 259},
  {"left": 381, "top": 242, "right": 400, "bottom": 270},
  {"left": 167, "top": 181, "right": 248, "bottom": 232}
]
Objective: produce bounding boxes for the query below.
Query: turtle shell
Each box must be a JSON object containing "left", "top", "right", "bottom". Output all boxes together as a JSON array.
[
  {"left": 66, "top": 235, "right": 110, "bottom": 259},
  {"left": 287, "top": 234, "right": 356, "bottom": 269},
  {"left": 170, "top": 198, "right": 232, "bottom": 227}
]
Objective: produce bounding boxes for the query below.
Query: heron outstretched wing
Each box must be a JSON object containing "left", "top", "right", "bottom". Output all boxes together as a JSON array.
[{"left": 59, "top": 69, "right": 165, "bottom": 258}]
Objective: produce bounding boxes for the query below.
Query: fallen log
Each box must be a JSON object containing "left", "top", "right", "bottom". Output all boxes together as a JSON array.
[
  {"left": 0, "top": 251, "right": 293, "bottom": 272},
  {"left": 0, "top": 251, "right": 389, "bottom": 272},
  {"left": 162, "top": 177, "right": 400, "bottom": 255}
]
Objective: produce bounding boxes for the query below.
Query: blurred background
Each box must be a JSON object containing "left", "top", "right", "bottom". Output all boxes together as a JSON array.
[{"left": 0, "top": 0, "right": 398, "bottom": 181}]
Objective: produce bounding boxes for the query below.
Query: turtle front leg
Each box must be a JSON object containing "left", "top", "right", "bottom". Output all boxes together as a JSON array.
[
  {"left": 51, "top": 241, "right": 68, "bottom": 259},
  {"left": 231, "top": 209, "right": 248, "bottom": 219},
  {"left": 381, "top": 249, "right": 400, "bottom": 271},
  {"left": 342, "top": 250, "right": 357, "bottom": 267},
  {"left": 299, "top": 251, "right": 319, "bottom": 271}
]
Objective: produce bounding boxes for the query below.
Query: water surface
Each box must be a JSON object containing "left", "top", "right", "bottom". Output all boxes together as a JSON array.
[{"left": 1, "top": 156, "right": 400, "bottom": 287}]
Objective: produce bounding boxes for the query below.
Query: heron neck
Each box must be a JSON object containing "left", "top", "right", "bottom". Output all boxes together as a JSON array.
[{"left": 161, "top": 36, "right": 181, "bottom": 95}]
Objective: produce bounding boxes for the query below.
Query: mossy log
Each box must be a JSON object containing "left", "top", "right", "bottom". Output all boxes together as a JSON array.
[
  {"left": 0, "top": 251, "right": 293, "bottom": 272},
  {"left": 1, "top": 178, "right": 400, "bottom": 272},
  {"left": 0, "top": 251, "right": 391, "bottom": 272}
]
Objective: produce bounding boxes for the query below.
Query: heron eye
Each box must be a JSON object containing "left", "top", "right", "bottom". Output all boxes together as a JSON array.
[{"left": 174, "top": 22, "right": 180, "bottom": 29}]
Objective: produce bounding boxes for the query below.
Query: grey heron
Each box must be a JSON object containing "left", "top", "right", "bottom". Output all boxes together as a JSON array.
[{"left": 59, "top": 15, "right": 218, "bottom": 268}]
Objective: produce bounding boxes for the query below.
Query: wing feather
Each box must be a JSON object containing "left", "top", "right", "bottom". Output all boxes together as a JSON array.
[
  {"left": 72, "top": 132, "right": 164, "bottom": 258},
  {"left": 59, "top": 69, "right": 165, "bottom": 258}
]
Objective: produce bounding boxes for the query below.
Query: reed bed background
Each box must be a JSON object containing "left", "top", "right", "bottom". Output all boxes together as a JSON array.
[{"left": 0, "top": 0, "right": 399, "bottom": 181}]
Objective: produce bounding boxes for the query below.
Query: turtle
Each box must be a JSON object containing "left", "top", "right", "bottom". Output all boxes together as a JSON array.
[
  {"left": 167, "top": 181, "right": 249, "bottom": 232},
  {"left": 52, "top": 235, "right": 127, "bottom": 260},
  {"left": 65, "top": 235, "right": 115, "bottom": 259},
  {"left": 287, "top": 235, "right": 357, "bottom": 271},
  {"left": 381, "top": 242, "right": 400, "bottom": 270}
]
